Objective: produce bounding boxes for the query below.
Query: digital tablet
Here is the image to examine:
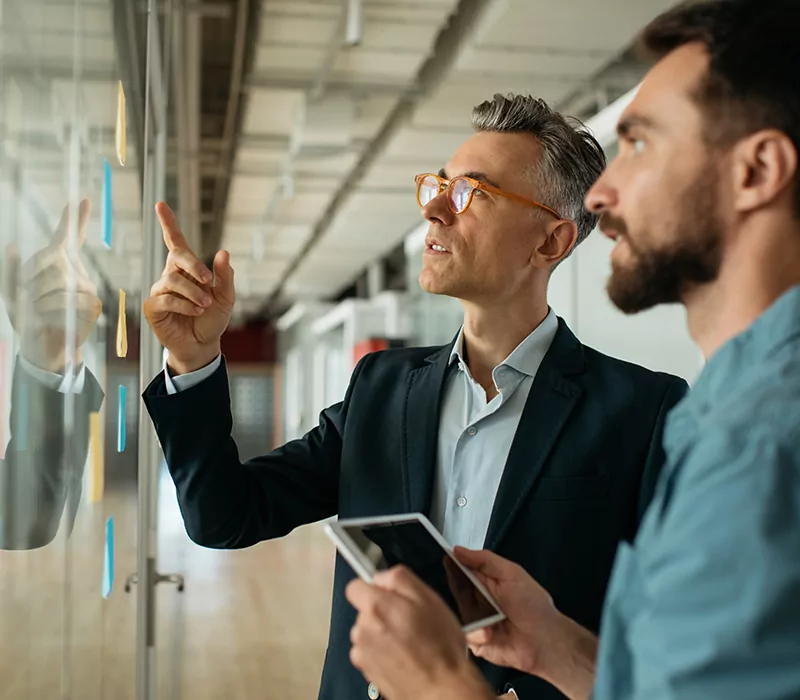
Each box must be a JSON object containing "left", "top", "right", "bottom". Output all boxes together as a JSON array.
[{"left": 325, "top": 512, "right": 505, "bottom": 633}]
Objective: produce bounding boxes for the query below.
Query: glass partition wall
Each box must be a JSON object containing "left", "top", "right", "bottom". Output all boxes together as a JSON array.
[{"left": 0, "top": 0, "right": 170, "bottom": 697}]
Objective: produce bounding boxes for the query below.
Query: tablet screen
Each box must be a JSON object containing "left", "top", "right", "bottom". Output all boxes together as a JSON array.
[{"left": 340, "top": 519, "right": 499, "bottom": 627}]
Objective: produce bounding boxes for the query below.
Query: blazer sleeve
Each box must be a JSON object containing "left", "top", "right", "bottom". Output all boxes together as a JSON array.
[
  {"left": 636, "top": 377, "right": 690, "bottom": 524},
  {"left": 142, "top": 354, "right": 369, "bottom": 549}
]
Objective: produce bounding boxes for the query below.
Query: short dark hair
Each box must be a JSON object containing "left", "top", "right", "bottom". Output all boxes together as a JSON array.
[
  {"left": 472, "top": 94, "right": 607, "bottom": 251},
  {"left": 641, "top": 0, "right": 800, "bottom": 215}
]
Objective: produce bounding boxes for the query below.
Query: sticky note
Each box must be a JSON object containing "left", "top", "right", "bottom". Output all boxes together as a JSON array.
[
  {"left": 117, "top": 385, "right": 126, "bottom": 453},
  {"left": 87, "top": 412, "right": 104, "bottom": 503},
  {"left": 116, "top": 289, "right": 128, "bottom": 358},
  {"left": 102, "top": 159, "right": 112, "bottom": 249},
  {"left": 102, "top": 516, "right": 114, "bottom": 598},
  {"left": 116, "top": 81, "right": 127, "bottom": 166}
]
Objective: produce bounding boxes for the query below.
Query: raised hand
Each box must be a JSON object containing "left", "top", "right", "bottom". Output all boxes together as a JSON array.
[
  {"left": 1, "top": 199, "right": 102, "bottom": 372},
  {"left": 143, "top": 202, "right": 235, "bottom": 374}
]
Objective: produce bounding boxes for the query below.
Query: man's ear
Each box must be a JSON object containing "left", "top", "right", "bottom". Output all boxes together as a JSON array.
[
  {"left": 532, "top": 220, "right": 578, "bottom": 269},
  {"left": 731, "top": 129, "right": 798, "bottom": 215}
]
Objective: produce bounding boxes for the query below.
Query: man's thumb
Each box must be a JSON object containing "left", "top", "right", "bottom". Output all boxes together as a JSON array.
[
  {"left": 453, "top": 547, "right": 507, "bottom": 578},
  {"left": 212, "top": 250, "right": 235, "bottom": 300},
  {"left": 52, "top": 199, "right": 91, "bottom": 248}
]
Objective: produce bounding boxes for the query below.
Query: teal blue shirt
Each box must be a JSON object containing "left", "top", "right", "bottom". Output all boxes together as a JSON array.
[{"left": 594, "top": 286, "right": 800, "bottom": 700}]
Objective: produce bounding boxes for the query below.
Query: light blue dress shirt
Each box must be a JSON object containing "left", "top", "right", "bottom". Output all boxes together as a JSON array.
[
  {"left": 430, "top": 310, "right": 558, "bottom": 550},
  {"left": 165, "top": 311, "right": 558, "bottom": 552},
  {"left": 163, "top": 353, "right": 222, "bottom": 394},
  {"left": 18, "top": 356, "right": 86, "bottom": 394},
  {"left": 593, "top": 286, "right": 800, "bottom": 700}
]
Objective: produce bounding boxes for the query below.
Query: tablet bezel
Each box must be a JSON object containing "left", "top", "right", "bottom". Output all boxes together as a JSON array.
[{"left": 325, "top": 512, "right": 506, "bottom": 633}]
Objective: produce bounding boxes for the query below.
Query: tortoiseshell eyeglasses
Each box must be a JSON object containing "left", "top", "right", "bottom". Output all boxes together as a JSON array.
[{"left": 414, "top": 173, "right": 563, "bottom": 219}]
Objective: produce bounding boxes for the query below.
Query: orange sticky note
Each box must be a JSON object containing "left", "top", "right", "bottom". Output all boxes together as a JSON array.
[
  {"left": 116, "top": 289, "right": 128, "bottom": 358},
  {"left": 87, "top": 412, "right": 104, "bottom": 503},
  {"left": 116, "top": 81, "right": 127, "bottom": 166}
]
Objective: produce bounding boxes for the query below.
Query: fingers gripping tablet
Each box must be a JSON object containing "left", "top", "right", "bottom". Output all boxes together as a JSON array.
[{"left": 326, "top": 513, "right": 505, "bottom": 633}]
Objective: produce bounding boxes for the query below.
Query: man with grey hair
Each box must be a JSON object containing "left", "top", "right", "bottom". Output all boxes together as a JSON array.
[{"left": 142, "top": 94, "right": 687, "bottom": 700}]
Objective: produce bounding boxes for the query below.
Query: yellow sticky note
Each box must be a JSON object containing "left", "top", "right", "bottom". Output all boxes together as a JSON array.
[
  {"left": 117, "top": 289, "right": 128, "bottom": 358},
  {"left": 87, "top": 412, "right": 104, "bottom": 504},
  {"left": 116, "top": 81, "right": 127, "bottom": 166}
]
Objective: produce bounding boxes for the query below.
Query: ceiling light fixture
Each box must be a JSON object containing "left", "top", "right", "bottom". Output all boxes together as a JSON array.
[{"left": 344, "top": 0, "right": 363, "bottom": 47}]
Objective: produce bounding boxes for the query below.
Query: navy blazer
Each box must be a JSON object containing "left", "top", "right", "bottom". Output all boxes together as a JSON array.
[{"left": 143, "top": 319, "right": 688, "bottom": 700}]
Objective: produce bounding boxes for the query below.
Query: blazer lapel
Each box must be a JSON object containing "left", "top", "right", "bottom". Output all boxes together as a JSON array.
[
  {"left": 401, "top": 345, "right": 452, "bottom": 514},
  {"left": 484, "top": 320, "right": 585, "bottom": 550}
]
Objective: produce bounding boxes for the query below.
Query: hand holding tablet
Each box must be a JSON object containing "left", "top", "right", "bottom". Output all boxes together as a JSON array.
[{"left": 325, "top": 513, "right": 505, "bottom": 633}]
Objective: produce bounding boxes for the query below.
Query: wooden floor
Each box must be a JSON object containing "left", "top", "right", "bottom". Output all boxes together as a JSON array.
[{"left": 0, "top": 467, "right": 336, "bottom": 700}]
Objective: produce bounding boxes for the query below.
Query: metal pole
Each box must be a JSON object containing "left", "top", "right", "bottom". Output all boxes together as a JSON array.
[{"left": 136, "top": 0, "right": 161, "bottom": 697}]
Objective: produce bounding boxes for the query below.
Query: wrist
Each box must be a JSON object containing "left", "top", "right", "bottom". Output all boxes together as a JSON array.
[
  {"left": 536, "top": 612, "right": 597, "bottom": 700},
  {"left": 424, "top": 663, "right": 494, "bottom": 700},
  {"left": 167, "top": 345, "right": 220, "bottom": 376}
]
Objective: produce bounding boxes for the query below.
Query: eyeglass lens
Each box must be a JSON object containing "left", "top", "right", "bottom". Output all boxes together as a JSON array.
[{"left": 418, "top": 176, "right": 473, "bottom": 213}]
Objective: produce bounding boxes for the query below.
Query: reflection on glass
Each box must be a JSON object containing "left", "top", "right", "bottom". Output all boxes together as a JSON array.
[{"left": 0, "top": 200, "right": 104, "bottom": 549}]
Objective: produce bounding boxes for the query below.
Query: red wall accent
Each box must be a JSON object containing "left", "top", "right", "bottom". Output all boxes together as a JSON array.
[
  {"left": 107, "top": 321, "right": 276, "bottom": 364},
  {"left": 352, "top": 338, "right": 390, "bottom": 368},
  {"left": 221, "top": 322, "right": 277, "bottom": 364}
]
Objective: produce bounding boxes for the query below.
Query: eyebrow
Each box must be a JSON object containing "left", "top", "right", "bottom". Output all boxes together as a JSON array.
[
  {"left": 616, "top": 115, "right": 657, "bottom": 138},
  {"left": 439, "top": 168, "right": 503, "bottom": 190}
]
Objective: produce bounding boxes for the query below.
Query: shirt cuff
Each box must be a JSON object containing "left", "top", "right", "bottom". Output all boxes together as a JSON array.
[
  {"left": 164, "top": 354, "right": 222, "bottom": 395},
  {"left": 17, "top": 355, "right": 87, "bottom": 394}
]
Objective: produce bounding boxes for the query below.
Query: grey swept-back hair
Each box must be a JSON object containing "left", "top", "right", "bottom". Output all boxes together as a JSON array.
[{"left": 472, "top": 93, "right": 606, "bottom": 253}]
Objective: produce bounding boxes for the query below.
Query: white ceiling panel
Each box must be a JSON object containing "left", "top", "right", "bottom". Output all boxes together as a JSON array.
[
  {"left": 384, "top": 128, "right": 472, "bottom": 162},
  {"left": 242, "top": 89, "right": 305, "bottom": 136},
  {"left": 475, "top": 0, "right": 678, "bottom": 52},
  {"left": 17, "top": 1, "right": 112, "bottom": 35},
  {"left": 227, "top": 175, "right": 279, "bottom": 217}
]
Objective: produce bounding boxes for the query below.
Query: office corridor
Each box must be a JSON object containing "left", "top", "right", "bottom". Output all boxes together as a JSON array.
[{"left": 0, "top": 468, "right": 335, "bottom": 700}]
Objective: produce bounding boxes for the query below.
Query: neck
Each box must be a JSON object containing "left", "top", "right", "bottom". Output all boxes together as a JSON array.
[
  {"left": 685, "top": 216, "right": 800, "bottom": 359},
  {"left": 460, "top": 292, "right": 550, "bottom": 390}
]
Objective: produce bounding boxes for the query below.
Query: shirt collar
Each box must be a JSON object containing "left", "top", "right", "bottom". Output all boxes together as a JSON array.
[
  {"left": 687, "top": 284, "right": 800, "bottom": 408},
  {"left": 448, "top": 309, "right": 559, "bottom": 378}
]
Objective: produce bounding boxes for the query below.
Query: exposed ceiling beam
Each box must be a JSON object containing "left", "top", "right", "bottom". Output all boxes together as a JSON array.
[
  {"left": 0, "top": 60, "right": 118, "bottom": 83},
  {"left": 245, "top": 73, "right": 416, "bottom": 97},
  {"left": 203, "top": 0, "right": 263, "bottom": 259},
  {"left": 209, "top": 0, "right": 251, "bottom": 256}
]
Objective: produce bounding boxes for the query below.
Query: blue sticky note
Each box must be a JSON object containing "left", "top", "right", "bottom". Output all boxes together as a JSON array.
[
  {"left": 102, "top": 158, "right": 112, "bottom": 249},
  {"left": 102, "top": 516, "right": 114, "bottom": 598},
  {"left": 117, "top": 385, "right": 126, "bottom": 452}
]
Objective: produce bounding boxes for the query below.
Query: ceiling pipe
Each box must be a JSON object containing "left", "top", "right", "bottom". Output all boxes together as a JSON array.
[
  {"left": 209, "top": 0, "right": 250, "bottom": 258},
  {"left": 260, "top": 0, "right": 495, "bottom": 316},
  {"left": 172, "top": 0, "right": 196, "bottom": 250},
  {"left": 344, "top": 0, "right": 364, "bottom": 48},
  {"left": 185, "top": 4, "right": 203, "bottom": 253}
]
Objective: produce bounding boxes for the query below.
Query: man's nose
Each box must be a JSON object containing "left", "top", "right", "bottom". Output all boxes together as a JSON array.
[
  {"left": 422, "top": 191, "right": 455, "bottom": 226},
  {"left": 585, "top": 171, "right": 616, "bottom": 215}
]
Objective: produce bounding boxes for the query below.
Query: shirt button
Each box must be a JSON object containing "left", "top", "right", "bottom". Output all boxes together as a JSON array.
[
  {"left": 457, "top": 496, "right": 468, "bottom": 508},
  {"left": 467, "top": 426, "right": 477, "bottom": 436},
  {"left": 368, "top": 682, "right": 380, "bottom": 699}
]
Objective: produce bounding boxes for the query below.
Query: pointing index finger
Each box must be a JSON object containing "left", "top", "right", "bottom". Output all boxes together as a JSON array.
[{"left": 156, "top": 201, "right": 190, "bottom": 252}]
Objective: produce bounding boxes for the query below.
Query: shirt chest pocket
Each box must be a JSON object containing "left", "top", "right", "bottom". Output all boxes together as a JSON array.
[{"left": 532, "top": 474, "right": 610, "bottom": 501}]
